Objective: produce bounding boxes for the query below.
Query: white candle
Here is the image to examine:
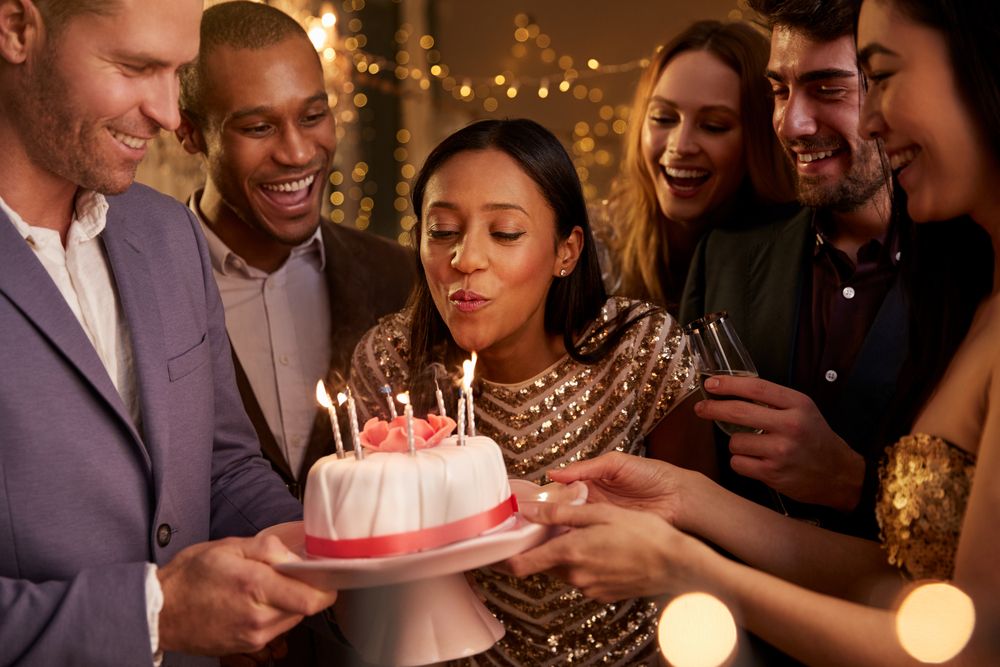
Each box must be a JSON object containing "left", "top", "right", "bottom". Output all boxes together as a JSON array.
[
  {"left": 382, "top": 385, "right": 398, "bottom": 420},
  {"left": 345, "top": 389, "right": 363, "bottom": 460},
  {"left": 434, "top": 378, "right": 447, "bottom": 418},
  {"left": 397, "top": 392, "right": 415, "bottom": 456},
  {"left": 315, "top": 381, "right": 345, "bottom": 459},
  {"left": 457, "top": 396, "right": 466, "bottom": 447},
  {"left": 462, "top": 352, "right": 477, "bottom": 437}
]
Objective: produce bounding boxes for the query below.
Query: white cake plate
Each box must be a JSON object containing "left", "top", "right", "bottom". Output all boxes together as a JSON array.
[{"left": 260, "top": 479, "right": 587, "bottom": 666}]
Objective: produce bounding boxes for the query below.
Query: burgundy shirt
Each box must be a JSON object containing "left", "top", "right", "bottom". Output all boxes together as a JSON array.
[{"left": 792, "top": 212, "right": 900, "bottom": 417}]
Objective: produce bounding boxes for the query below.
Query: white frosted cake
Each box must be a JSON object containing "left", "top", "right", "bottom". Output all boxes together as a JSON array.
[{"left": 304, "top": 425, "right": 514, "bottom": 558}]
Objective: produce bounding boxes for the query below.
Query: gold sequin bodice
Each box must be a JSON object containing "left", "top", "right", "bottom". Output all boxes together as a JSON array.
[
  {"left": 876, "top": 433, "right": 975, "bottom": 580},
  {"left": 350, "top": 297, "right": 696, "bottom": 666}
]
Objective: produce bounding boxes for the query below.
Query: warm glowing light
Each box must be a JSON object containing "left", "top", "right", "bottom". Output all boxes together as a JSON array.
[
  {"left": 337, "top": 392, "right": 348, "bottom": 406},
  {"left": 321, "top": 12, "right": 337, "bottom": 28},
  {"left": 506, "top": 85, "right": 518, "bottom": 99},
  {"left": 308, "top": 26, "right": 328, "bottom": 50},
  {"left": 419, "top": 34, "right": 435, "bottom": 49},
  {"left": 559, "top": 80, "right": 571, "bottom": 93},
  {"left": 462, "top": 352, "right": 478, "bottom": 391},
  {"left": 460, "top": 82, "right": 472, "bottom": 97},
  {"left": 316, "top": 380, "right": 333, "bottom": 408},
  {"left": 658, "top": 593, "right": 737, "bottom": 667},
  {"left": 896, "top": 583, "right": 975, "bottom": 663},
  {"left": 587, "top": 58, "right": 600, "bottom": 70},
  {"left": 494, "top": 73, "right": 506, "bottom": 85},
  {"left": 537, "top": 80, "right": 549, "bottom": 99},
  {"left": 395, "top": 392, "right": 410, "bottom": 405},
  {"left": 431, "top": 64, "right": 443, "bottom": 77}
]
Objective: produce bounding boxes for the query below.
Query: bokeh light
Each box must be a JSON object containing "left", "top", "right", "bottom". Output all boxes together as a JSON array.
[
  {"left": 896, "top": 583, "right": 975, "bottom": 663},
  {"left": 658, "top": 593, "right": 737, "bottom": 667}
]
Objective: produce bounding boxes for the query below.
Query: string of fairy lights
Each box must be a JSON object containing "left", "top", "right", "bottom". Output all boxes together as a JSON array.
[{"left": 270, "top": 0, "right": 748, "bottom": 245}]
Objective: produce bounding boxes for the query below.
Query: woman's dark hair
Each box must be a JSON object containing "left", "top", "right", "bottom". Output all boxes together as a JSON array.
[{"left": 407, "top": 119, "right": 655, "bottom": 404}]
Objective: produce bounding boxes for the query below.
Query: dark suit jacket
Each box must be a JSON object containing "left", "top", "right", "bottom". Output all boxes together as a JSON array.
[
  {"left": 0, "top": 185, "right": 302, "bottom": 666},
  {"left": 230, "top": 221, "right": 415, "bottom": 494},
  {"left": 681, "top": 207, "right": 905, "bottom": 536}
]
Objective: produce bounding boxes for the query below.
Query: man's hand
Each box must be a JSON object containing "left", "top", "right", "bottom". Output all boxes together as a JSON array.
[
  {"left": 547, "top": 451, "right": 693, "bottom": 527},
  {"left": 157, "top": 535, "right": 337, "bottom": 656},
  {"left": 694, "top": 374, "right": 866, "bottom": 511}
]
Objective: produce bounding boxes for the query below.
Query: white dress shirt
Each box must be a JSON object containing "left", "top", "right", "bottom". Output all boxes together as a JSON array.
[
  {"left": 0, "top": 192, "right": 161, "bottom": 660},
  {"left": 192, "top": 194, "right": 332, "bottom": 479}
]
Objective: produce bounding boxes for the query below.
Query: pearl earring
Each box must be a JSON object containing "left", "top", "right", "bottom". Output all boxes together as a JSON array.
[{"left": 559, "top": 268, "right": 567, "bottom": 277}]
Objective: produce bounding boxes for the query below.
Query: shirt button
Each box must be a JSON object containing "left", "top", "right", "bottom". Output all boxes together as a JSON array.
[
  {"left": 842, "top": 286, "right": 856, "bottom": 299},
  {"left": 156, "top": 523, "right": 172, "bottom": 547},
  {"left": 279, "top": 355, "right": 289, "bottom": 365},
  {"left": 825, "top": 370, "right": 838, "bottom": 383}
]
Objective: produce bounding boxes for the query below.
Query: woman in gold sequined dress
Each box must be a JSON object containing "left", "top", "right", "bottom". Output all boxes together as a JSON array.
[
  {"left": 510, "top": 1, "right": 1000, "bottom": 664},
  {"left": 348, "top": 118, "right": 714, "bottom": 666}
]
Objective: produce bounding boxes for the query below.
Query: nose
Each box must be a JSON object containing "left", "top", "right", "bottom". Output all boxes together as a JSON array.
[
  {"left": 450, "top": 231, "right": 488, "bottom": 274},
  {"left": 274, "top": 123, "right": 315, "bottom": 167},
  {"left": 666, "top": 119, "right": 699, "bottom": 157},
  {"left": 859, "top": 87, "right": 886, "bottom": 139},
  {"left": 141, "top": 71, "right": 182, "bottom": 132},
  {"left": 776, "top": 89, "right": 818, "bottom": 140}
]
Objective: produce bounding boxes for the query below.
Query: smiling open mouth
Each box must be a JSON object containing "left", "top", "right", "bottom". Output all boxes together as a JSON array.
[
  {"left": 258, "top": 173, "right": 317, "bottom": 208},
  {"left": 889, "top": 146, "right": 921, "bottom": 172},
  {"left": 663, "top": 166, "right": 710, "bottom": 190}
]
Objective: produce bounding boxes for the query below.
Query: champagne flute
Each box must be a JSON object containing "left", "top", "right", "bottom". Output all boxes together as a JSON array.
[
  {"left": 682, "top": 311, "right": 763, "bottom": 436},
  {"left": 683, "top": 311, "right": 789, "bottom": 516}
]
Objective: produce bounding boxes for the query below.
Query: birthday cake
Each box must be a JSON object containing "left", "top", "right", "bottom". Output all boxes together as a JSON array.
[{"left": 303, "top": 414, "right": 515, "bottom": 558}]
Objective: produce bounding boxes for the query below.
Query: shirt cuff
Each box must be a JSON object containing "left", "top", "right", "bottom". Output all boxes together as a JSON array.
[{"left": 145, "top": 563, "right": 165, "bottom": 666}]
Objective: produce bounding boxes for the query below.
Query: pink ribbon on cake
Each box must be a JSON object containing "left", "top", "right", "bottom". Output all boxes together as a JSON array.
[{"left": 305, "top": 494, "right": 519, "bottom": 559}]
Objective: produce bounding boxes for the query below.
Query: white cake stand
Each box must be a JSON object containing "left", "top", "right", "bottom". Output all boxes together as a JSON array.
[{"left": 260, "top": 479, "right": 587, "bottom": 666}]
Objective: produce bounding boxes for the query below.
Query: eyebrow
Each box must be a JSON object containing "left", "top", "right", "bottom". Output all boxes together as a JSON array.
[
  {"left": 426, "top": 201, "right": 529, "bottom": 216},
  {"left": 647, "top": 96, "right": 738, "bottom": 114},
  {"left": 766, "top": 68, "right": 858, "bottom": 84},
  {"left": 227, "top": 92, "right": 329, "bottom": 122},
  {"left": 108, "top": 49, "right": 192, "bottom": 71},
  {"left": 858, "top": 43, "right": 898, "bottom": 68}
]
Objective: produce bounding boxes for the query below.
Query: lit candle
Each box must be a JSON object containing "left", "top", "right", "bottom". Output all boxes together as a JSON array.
[
  {"left": 462, "top": 352, "right": 477, "bottom": 437},
  {"left": 456, "top": 395, "right": 466, "bottom": 447},
  {"left": 341, "top": 389, "right": 363, "bottom": 460},
  {"left": 316, "top": 380, "right": 345, "bottom": 459},
  {"left": 397, "top": 392, "right": 415, "bottom": 455},
  {"left": 434, "top": 378, "right": 447, "bottom": 418},
  {"left": 381, "top": 385, "right": 398, "bottom": 420}
]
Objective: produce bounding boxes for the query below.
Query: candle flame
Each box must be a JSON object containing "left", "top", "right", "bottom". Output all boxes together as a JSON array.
[
  {"left": 337, "top": 392, "right": 348, "bottom": 406},
  {"left": 396, "top": 392, "right": 411, "bottom": 405},
  {"left": 462, "top": 352, "right": 478, "bottom": 389},
  {"left": 316, "top": 380, "right": 333, "bottom": 408}
]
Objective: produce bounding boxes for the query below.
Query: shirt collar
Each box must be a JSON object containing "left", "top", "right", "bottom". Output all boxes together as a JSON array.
[
  {"left": 0, "top": 190, "right": 108, "bottom": 247},
  {"left": 810, "top": 208, "right": 902, "bottom": 267},
  {"left": 188, "top": 188, "right": 326, "bottom": 276}
]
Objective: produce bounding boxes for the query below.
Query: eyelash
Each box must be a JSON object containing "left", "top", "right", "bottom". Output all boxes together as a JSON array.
[
  {"left": 649, "top": 116, "right": 732, "bottom": 133},
  {"left": 425, "top": 229, "right": 526, "bottom": 242}
]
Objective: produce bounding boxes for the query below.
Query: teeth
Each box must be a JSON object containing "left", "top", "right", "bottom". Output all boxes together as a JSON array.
[
  {"left": 664, "top": 167, "right": 709, "bottom": 179},
  {"left": 798, "top": 150, "right": 836, "bottom": 163},
  {"left": 261, "top": 174, "right": 316, "bottom": 193},
  {"left": 111, "top": 130, "right": 147, "bottom": 150},
  {"left": 889, "top": 146, "right": 920, "bottom": 171}
]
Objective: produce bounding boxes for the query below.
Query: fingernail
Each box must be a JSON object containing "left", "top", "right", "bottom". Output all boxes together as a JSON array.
[{"left": 704, "top": 377, "right": 719, "bottom": 390}]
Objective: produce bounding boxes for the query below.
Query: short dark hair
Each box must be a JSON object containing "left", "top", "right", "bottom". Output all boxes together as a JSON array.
[
  {"left": 746, "top": 0, "right": 861, "bottom": 41},
  {"left": 34, "top": 0, "right": 119, "bottom": 34},
  {"left": 179, "top": 1, "right": 311, "bottom": 121},
  {"left": 407, "top": 119, "right": 655, "bottom": 398}
]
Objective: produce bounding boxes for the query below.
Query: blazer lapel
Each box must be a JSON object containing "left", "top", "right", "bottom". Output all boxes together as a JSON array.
[
  {"left": 745, "top": 209, "right": 812, "bottom": 385},
  {"left": 0, "top": 208, "right": 149, "bottom": 468},
  {"left": 100, "top": 204, "right": 168, "bottom": 475}
]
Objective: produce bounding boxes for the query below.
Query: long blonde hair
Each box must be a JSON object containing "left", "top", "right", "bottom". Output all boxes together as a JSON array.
[{"left": 612, "top": 20, "right": 795, "bottom": 306}]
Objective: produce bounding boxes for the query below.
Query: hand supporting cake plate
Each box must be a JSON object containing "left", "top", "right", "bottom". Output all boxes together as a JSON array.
[{"left": 260, "top": 479, "right": 587, "bottom": 666}]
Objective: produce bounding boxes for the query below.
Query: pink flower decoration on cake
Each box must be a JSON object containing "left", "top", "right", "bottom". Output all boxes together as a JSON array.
[{"left": 360, "top": 413, "right": 457, "bottom": 452}]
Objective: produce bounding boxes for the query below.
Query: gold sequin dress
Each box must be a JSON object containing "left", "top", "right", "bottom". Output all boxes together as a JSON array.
[
  {"left": 876, "top": 433, "right": 976, "bottom": 580},
  {"left": 349, "top": 297, "right": 696, "bottom": 666}
]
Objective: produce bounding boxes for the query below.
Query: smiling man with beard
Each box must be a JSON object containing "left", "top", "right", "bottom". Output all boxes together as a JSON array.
[
  {"left": 681, "top": 0, "right": 990, "bottom": 538},
  {"left": 176, "top": 1, "right": 414, "bottom": 509}
]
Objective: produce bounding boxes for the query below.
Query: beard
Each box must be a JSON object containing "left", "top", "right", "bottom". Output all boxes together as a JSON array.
[
  {"left": 8, "top": 49, "right": 149, "bottom": 195},
  {"left": 788, "top": 138, "right": 886, "bottom": 212}
]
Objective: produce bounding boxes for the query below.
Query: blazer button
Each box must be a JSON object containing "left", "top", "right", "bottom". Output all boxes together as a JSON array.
[{"left": 156, "top": 523, "right": 172, "bottom": 547}]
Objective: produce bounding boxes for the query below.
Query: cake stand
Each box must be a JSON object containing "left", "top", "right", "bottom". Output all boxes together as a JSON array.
[{"left": 260, "top": 479, "right": 587, "bottom": 666}]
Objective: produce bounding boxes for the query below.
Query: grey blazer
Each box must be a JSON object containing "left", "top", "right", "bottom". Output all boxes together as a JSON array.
[{"left": 0, "top": 184, "right": 301, "bottom": 666}]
